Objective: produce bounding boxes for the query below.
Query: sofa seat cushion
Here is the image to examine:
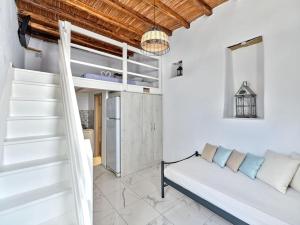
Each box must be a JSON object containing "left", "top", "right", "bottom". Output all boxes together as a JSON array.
[{"left": 164, "top": 157, "right": 300, "bottom": 225}]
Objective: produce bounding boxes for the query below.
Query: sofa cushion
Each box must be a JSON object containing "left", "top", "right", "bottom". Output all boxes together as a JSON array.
[
  {"left": 213, "top": 146, "right": 232, "bottom": 167},
  {"left": 165, "top": 157, "right": 300, "bottom": 225},
  {"left": 239, "top": 153, "right": 264, "bottom": 179},
  {"left": 226, "top": 150, "right": 246, "bottom": 172},
  {"left": 290, "top": 153, "right": 300, "bottom": 192},
  {"left": 257, "top": 150, "right": 299, "bottom": 193},
  {"left": 201, "top": 143, "right": 218, "bottom": 162}
]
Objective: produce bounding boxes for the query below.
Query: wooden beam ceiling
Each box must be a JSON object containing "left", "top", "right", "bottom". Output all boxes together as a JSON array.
[
  {"left": 194, "top": 0, "right": 213, "bottom": 16},
  {"left": 60, "top": 0, "right": 144, "bottom": 38},
  {"left": 30, "top": 22, "right": 123, "bottom": 56},
  {"left": 19, "top": 0, "right": 140, "bottom": 48},
  {"left": 17, "top": 0, "right": 228, "bottom": 55},
  {"left": 143, "top": 0, "right": 190, "bottom": 29},
  {"left": 99, "top": 0, "right": 172, "bottom": 36}
]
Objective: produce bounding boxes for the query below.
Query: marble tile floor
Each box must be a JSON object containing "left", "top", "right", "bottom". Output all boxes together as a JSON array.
[{"left": 93, "top": 164, "right": 232, "bottom": 225}]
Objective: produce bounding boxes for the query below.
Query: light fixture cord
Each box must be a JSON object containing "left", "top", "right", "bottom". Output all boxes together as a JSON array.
[{"left": 153, "top": 0, "right": 156, "bottom": 28}]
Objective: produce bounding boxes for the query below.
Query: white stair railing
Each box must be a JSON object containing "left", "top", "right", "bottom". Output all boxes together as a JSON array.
[{"left": 58, "top": 21, "right": 93, "bottom": 225}]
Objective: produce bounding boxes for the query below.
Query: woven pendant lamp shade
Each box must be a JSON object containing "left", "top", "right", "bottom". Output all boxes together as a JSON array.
[{"left": 141, "top": 27, "right": 170, "bottom": 56}]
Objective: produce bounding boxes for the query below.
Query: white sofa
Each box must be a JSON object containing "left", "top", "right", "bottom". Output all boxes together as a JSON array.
[{"left": 164, "top": 156, "right": 300, "bottom": 225}]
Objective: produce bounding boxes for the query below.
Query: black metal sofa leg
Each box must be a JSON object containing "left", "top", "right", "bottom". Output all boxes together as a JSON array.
[{"left": 161, "top": 161, "right": 165, "bottom": 198}]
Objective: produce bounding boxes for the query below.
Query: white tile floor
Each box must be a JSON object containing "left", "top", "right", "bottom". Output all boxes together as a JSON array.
[{"left": 93, "top": 164, "right": 232, "bottom": 225}]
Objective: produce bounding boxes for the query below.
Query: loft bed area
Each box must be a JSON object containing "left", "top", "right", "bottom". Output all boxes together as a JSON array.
[
  {"left": 65, "top": 25, "right": 162, "bottom": 94},
  {"left": 70, "top": 45, "right": 160, "bottom": 89}
]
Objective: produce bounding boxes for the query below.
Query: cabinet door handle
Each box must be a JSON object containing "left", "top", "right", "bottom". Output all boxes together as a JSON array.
[{"left": 154, "top": 123, "right": 156, "bottom": 131}]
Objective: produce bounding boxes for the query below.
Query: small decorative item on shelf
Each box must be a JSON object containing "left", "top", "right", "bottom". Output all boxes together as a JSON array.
[
  {"left": 235, "top": 81, "right": 257, "bottom": 118},
  {"left": 177, "top": 61, "right": 183, "bottom": 77}
]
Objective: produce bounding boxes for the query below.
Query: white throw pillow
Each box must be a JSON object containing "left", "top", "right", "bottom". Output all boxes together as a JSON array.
[
  {"left": 257, "top": 150, "right": 300, "bottom": 193},
  {"left": 290, "top": 153, "right": 300, "bottom": 192}
]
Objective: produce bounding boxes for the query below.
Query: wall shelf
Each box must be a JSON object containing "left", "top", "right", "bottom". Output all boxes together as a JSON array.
[
  {"left": 171, "top": 60, "right": 183, "bottom": 78},
  {"left": 223, "top": 117, "right": 264, "bottom": 121},
  {"left": 223, "top": 36, "right": 264, "bottom": 119}
]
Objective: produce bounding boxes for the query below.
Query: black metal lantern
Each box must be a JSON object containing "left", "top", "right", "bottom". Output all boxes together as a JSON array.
[
  {"left": 235, "top": 81, "right": 257, "bottom": 118},
  {"left": 177, "top": 61, "right": 183, "bottom": 76}
]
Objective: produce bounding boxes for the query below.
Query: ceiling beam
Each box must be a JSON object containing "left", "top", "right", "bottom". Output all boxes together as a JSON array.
[
  {"left": 31, "top": 33, "right": 58, "bottom": 43},
  {"left": 194, "top": 0, "right": 212, "bottom": 16},
  {"left": 19, "top": 0, "right": 140, "bottom": 47},
  {"left": 29, "top": 22, "right": 123, "bottom": 56},
  {"left": 59, "top": 0, "right": 144, "bottom": 38},
  {"left": 143, "top": 0, "right": 190, "bottom": 29},
  {"left": 18, "top": 2, "right": 140, "bottom": 48},
  {"left": 100, "top": 0, "right": 172, "bottom": 36}
]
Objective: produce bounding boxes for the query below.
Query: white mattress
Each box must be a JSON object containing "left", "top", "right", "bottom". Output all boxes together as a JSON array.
[{"left": 164, "top": 157, "right": 300, "bottom": 225}]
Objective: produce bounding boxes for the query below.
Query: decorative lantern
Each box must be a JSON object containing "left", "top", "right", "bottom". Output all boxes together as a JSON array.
[
  {"left": 235, "top": 81, "right": 257, "bottom": 118},
  {"left": 177, "top": 61, "right": 183, "bottom": 76},
  {"left": 141, "top": 28, "right": 170, "bottom": 56},
  {"left": 141, "top": 0, "right": 170, "bottom": 56}
]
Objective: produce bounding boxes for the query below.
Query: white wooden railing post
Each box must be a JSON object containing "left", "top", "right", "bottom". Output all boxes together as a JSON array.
[
  {"left": 58, "top": 20, "right": 93, "bottom": 225},
  {"left": 122, "top": 43, "right": 128, "bottom": 91},
  {"left": 158, "top": 57, "right": 162, "bottom": 93}
]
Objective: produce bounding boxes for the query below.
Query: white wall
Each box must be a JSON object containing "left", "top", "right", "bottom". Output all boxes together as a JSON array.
[
  {"left": 24, "top": 37, "right": 148, "bottom": 78},
  {"left": 76, "top": 92, "right": 95, "bottom": 110},
  {"left": 25, "top": 38, "right": 123, "bottom": 76},
  {"left": 0, "top": 1, "right": 24, "bottom": 165},
  {"left": 0, "top": 1, "right": 24, "bottom": 93},
  {"left": 25, "top": 38, "right": 59, "bottom": 74},
  {"left": 162, "top": 0, "right": 300, "bottom": 160}
]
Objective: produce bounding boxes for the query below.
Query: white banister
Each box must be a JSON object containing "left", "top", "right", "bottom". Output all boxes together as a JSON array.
[
  {"left": 70, "top": 59, "right": 123, "bottom": 74},
  {"left": 71, "top": 43, "right": 123, "bottom": 61},
  {"left": 122, "top": 42, "right": 128, "bottom": 89},
  {"left": 58, "top": 20, "right": 93, "bottom": 225}
]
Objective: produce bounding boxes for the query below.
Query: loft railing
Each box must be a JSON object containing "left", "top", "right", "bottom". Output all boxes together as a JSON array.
[
  {"left": 58, "top": 21, "right": 93, "bottom": 225},
  {"left": 59, "top": 20, "right": 162, "bottom": 94}
]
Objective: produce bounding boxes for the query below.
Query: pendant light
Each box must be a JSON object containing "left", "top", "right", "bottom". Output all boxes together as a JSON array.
[{"left": 141, "top": 0, "right": 170, "bottom": 56}]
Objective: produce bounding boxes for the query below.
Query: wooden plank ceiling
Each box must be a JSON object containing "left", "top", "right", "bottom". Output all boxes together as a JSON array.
[{"left": 17, "top": 0, "right": 227, "bottom": 55}]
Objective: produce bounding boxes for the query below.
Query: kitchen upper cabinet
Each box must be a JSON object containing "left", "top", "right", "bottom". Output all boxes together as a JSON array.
[{"left": 121, "top": 92, "right": 162, "bottom": 176}]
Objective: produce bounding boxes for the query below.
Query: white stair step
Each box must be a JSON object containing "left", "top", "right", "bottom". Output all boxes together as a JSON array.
[
  {"left": 3, "top": 135, "right": 66, "bottom": 165},
  {"left": 38, "top": 211, "right": 76, "bottom": 225},
  {"left": 0, "top": 182, "right": 75, "bottom": 225},
  {"left": 0, "top": 156, "right": 70, "bottom": 199},
  {"left": 10, "top": 97, "right": 62, "bottom": 116},
  {"left": 6, "top": 116, "right": 64, "bottom": 139},
  {"left": 12, "top": 80, "right": 61, "bottom": 99},
  {"left": 14, "top": 68, "right": 59, "bottom": 85}
]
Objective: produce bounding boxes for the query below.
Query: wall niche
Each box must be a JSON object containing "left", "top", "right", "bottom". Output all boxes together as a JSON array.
[
  {"left": 224, "top": 36, "right": 264, "bottom": 119},
  {"left": 171, "top": 60, "right": 183, "bottom": 78}
]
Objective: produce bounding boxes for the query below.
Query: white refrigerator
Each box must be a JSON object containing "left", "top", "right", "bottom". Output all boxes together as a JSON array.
[{"left": 106, "top": 96, "right": 121, "bottom": 176}]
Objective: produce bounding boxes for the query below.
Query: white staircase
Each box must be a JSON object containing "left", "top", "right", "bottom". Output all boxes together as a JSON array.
[{"left": 0, "top": 68, "right": 77, "bottom": 225}]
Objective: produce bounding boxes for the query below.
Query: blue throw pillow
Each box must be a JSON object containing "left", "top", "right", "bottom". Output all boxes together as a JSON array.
[
  {"left": 213, "top": 146, "right": 232, "bottom": 167},
  {"left": 239, "top": 153, "right": 264, "bottom": 179}
]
